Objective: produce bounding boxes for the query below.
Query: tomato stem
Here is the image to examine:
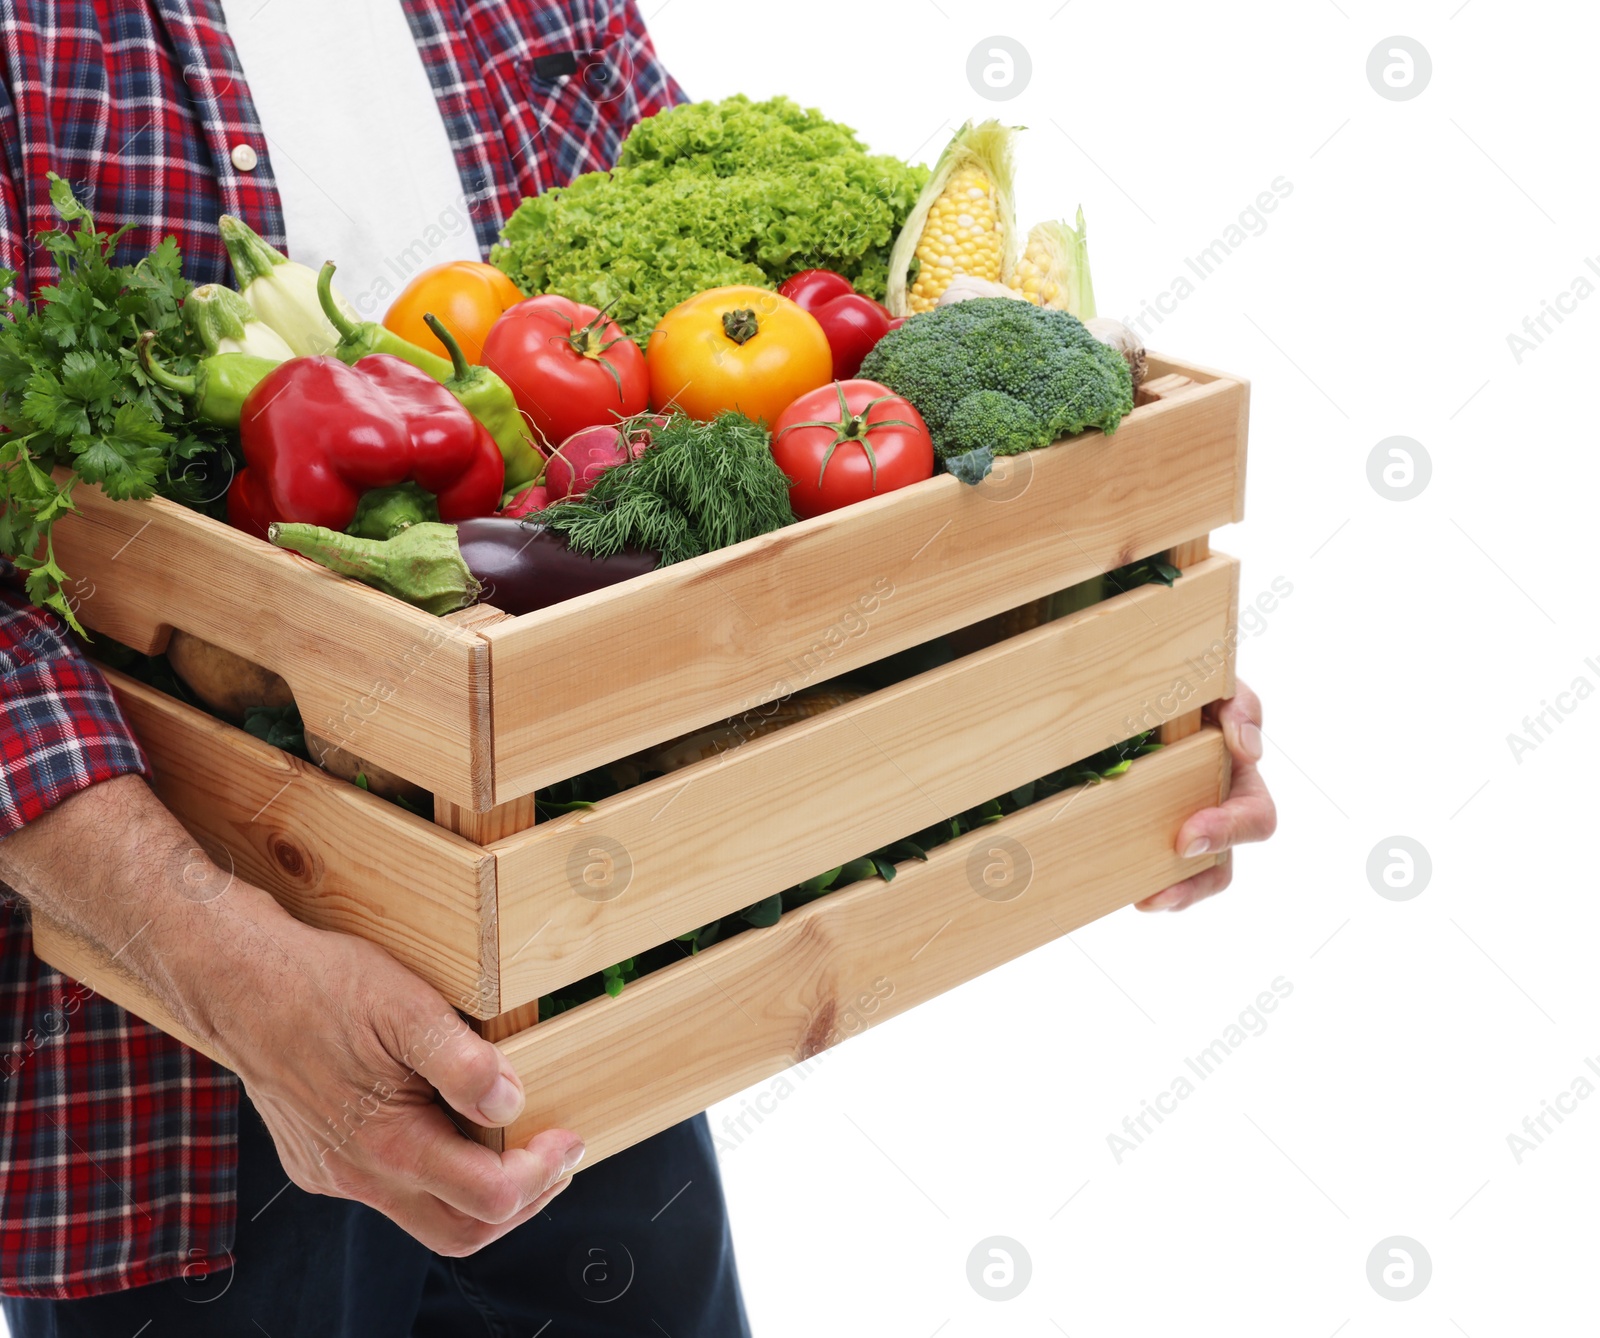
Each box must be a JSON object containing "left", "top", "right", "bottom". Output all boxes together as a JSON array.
[
  {"left": 550, "top": 307, "right": 629, "bottom": 400},
  {"left": 773, "top": 384, "right": 921, "bottom": 494},
  {"left": 721, "top": 308, "right": 760, "bottom": 346}
]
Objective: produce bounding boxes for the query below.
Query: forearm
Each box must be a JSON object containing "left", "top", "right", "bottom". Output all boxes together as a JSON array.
[
  {"left": 2, "top": 771, "right": 583, "bottom": 1249},
  {"left": 0, "top": 773, "right": 302, "bottom": 1063}
]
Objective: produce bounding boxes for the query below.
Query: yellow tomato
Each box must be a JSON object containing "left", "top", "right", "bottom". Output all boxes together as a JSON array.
[
  {"left": 383, "top": 261, "right": 525, "bottom": 364},
  {"left": 647, "top": 286, "right": 832, "bottom": 426}
]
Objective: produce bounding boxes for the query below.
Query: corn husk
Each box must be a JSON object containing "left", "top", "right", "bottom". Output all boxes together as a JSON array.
[
  {"left": 885, "top": 121, "right": 1021, "bottom": 318},
  {"left": 1013, "top": 210, "right": 1097, "bottom": 319}
]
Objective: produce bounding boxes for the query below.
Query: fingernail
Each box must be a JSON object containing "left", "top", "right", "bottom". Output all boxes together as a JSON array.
[
  {"left": 1239, "top": 722, "right": 1264, "bottom": 761},
  {"left": 560, "top": 1140, "right": 587, "bottom": 1176},
  {"left": 1183, "top": 837, "right": 1211, "bottom": 859},
  {"left": 1145, "top": 889, "right": 1184, "bottom": 911},
  {"left": 479, "top": 1074, "right": 524, "bottom": 1125}
]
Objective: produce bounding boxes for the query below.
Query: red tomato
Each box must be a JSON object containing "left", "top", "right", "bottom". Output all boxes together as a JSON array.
[
  {"left": 779, "top": 269, "right": 856, "bottom": 313},
  {"left": 770, "top": 380, "right": 934, "bottom": 518},
  {"left": 482, "top": 296, "right": 648, "bottom": 451}
]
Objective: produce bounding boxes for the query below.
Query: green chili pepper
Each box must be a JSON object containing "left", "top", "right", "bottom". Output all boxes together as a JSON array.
[
  {"left": 423, "top": 313, "right": 541, "bottom": 489},
  {"left": 137, "top": 333, "right": 279, "bottom": 428},
  {"left": 317, "top": 261, "right": 454, "bottom": 378},
  {"left": 317, "top": 263, "right": 541, "bottom": 489}
]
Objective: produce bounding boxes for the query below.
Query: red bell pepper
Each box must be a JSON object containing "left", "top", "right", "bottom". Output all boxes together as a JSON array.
[
  {"left": 227, "top": 355, "right": 506, "bottom": 541},
  {"left": 778, "top": 269, "right": 894, "bottom": 380}
]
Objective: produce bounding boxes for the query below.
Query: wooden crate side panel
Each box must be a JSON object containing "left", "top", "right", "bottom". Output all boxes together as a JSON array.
[
  {"left": 492, "top": 729, "right": 1229, "bottom": 1160},
  {"left": 482, "top": 376, "right": 1247, "bottom": 801},
  {"left": 102, "top": 669, "right": 501, "bottom": 1016},
  {"left": 1146, "top": 352, "right": 1225, "bottom": 385},
  {"left": 52, "top": 487, "right": 493, "bottom": 809},
  {"left": 1231, "top": 372, "right": 1251, "bottom": 525},
  {"left": 1141, "top": 356, "right": 1248, "bottom": 523},
  {"left": 494, "top": 556, "right": 1240, "bottom": 1008}
]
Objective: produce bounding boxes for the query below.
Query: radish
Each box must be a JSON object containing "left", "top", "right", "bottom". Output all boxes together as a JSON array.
[
  {"left": 498, "top": 481, "right": 550, "bottom": 519},
  {"left": 545, "top": 417, "right": 666, "bottom": 501}
]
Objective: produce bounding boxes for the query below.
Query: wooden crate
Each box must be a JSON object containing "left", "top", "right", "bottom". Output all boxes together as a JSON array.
[
  {"left": 33, "top": 352, "right": 1249, "bottom": 1162},
  {"left": 50, "top": 355, "right": 1246, "bottom": 814}
]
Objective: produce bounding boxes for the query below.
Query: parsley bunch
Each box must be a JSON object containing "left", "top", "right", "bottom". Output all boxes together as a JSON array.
[{"left": 0, "top": 174, "right": 234, "bottom": 628}]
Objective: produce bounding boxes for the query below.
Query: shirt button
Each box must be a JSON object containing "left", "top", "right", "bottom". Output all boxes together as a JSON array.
[{"left": 231, "top": 143, "right": 259, "bottom": 172}]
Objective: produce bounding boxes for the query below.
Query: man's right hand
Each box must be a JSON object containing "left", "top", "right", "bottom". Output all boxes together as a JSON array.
[
  {"left": 0, "top": 773, "right": 583, "bottom": 1255},
  {"left": 223, "top": 915, "right": 584, "bottom": 1255}
]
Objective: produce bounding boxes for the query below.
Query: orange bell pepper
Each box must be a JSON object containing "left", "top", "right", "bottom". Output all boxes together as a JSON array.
[{"left": 383, "top": 261, "right": 524, "bottom": 364}]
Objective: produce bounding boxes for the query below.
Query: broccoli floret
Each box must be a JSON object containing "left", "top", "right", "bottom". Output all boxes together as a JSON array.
[
  {"left": 944, "top": 391, "right": 1046, "bottom": 458},
  {"left": 859, "top": 298, "right": 1133, "bottom": 479}
]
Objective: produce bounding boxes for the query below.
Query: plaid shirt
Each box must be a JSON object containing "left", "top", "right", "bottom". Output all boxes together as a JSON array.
[{"left": 0, "top": 0, "right": 683, "bottom": 1298}]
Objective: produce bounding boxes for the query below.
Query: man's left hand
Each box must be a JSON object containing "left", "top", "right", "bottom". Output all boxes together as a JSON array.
[{"left": 1137, "top": 681, "right": 1276, "bottom": 913}]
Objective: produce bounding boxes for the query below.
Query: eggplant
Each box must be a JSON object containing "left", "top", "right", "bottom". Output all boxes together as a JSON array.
[
  {"left": 454, "top": 519, "right": 658, "bottom": 614},
  {"left": 268, "top": 518, "right": 657, "bottom": 616}
]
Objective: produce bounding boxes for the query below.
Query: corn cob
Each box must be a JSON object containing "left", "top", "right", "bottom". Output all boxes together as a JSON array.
[
  {"left": 885, "top": 121, "right": 1020, "bottom": 317},
  {"left": 1012, "top": 210, "right": 1097, "bottom": 319}
]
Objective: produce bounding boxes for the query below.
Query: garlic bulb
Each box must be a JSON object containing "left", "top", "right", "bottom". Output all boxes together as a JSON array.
[
  {"left": 1084, "top": 316, "right": 1147, "bottom": 387},
  {"left": 935, "top": 275, "right": 1027, "bottom": 307}
]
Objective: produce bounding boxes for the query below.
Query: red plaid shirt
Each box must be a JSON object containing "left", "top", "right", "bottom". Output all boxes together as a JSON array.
[{"left": 0, "top": 0, "right": 683, "bottom": 1298}]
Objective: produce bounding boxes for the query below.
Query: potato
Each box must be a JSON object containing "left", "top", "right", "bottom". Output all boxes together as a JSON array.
[
  {"left": 303, "top": 730, "right": 430, "bottom": 810},
  {"left": 166, "top": 630, "right": 293, "bottom": 724},
  {"left": 165, "top": 632, "right": 428, "bottom": 808}
]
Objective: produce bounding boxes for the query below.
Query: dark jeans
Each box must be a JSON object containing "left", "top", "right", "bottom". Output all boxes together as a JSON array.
[{"left": 3, "top": 1099, "right": 750, "bottom": 1337}]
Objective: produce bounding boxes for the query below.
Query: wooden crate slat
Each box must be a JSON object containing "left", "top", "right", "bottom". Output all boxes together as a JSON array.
[
  {"left": 1143, "top": 355, "right": 1248, "bottom": 524},
  {"left": 493, "top": 554, "right": 1240, "bottom": 1009},
  {"left": 1158, "top": 535, "right": 1214, "bottom": 745},
  {"left": 481, "top": 363, "right": 1247, "bottom": 802},
  {"left": 52, "top": 484, "right": 493, "bottom": 809},
  {"left": 487, "top": 728, "right": 1230, "bottom": 1161},
  {"left": 1146, "top": 352, "right": 1225, "bottom": 385},
  {"left": 98, "top": 669, "right": 501, "bottom": 1016}
]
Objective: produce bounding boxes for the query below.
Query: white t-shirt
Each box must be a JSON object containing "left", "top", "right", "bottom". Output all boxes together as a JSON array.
[{"left": 216, "top": 0, "right": 485, "bottom": 321}]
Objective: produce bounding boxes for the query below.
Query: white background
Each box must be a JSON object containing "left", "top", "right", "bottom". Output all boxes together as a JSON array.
[
  {"left": 8, "top": 2, "right": 1595, "bottom": 1334},
  {"left": 650, "top": 1, "right": 1600, "bottom": 1334}
]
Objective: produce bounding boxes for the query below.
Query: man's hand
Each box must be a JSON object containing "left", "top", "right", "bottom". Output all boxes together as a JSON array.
[
  {"left": 1137, "top": 681, "right": 1276, "bottom": 913},
  {"left": 0, "top": 774, "right": 582, "bottom": 1255},
  {"left": 223, "top": 916, "right": 583, "bottom": 1256}
]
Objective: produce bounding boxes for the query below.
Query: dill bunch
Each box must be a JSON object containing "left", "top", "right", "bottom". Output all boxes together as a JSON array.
[{"left": 534, "top": 412, "right": 796, "bottom": 566}]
